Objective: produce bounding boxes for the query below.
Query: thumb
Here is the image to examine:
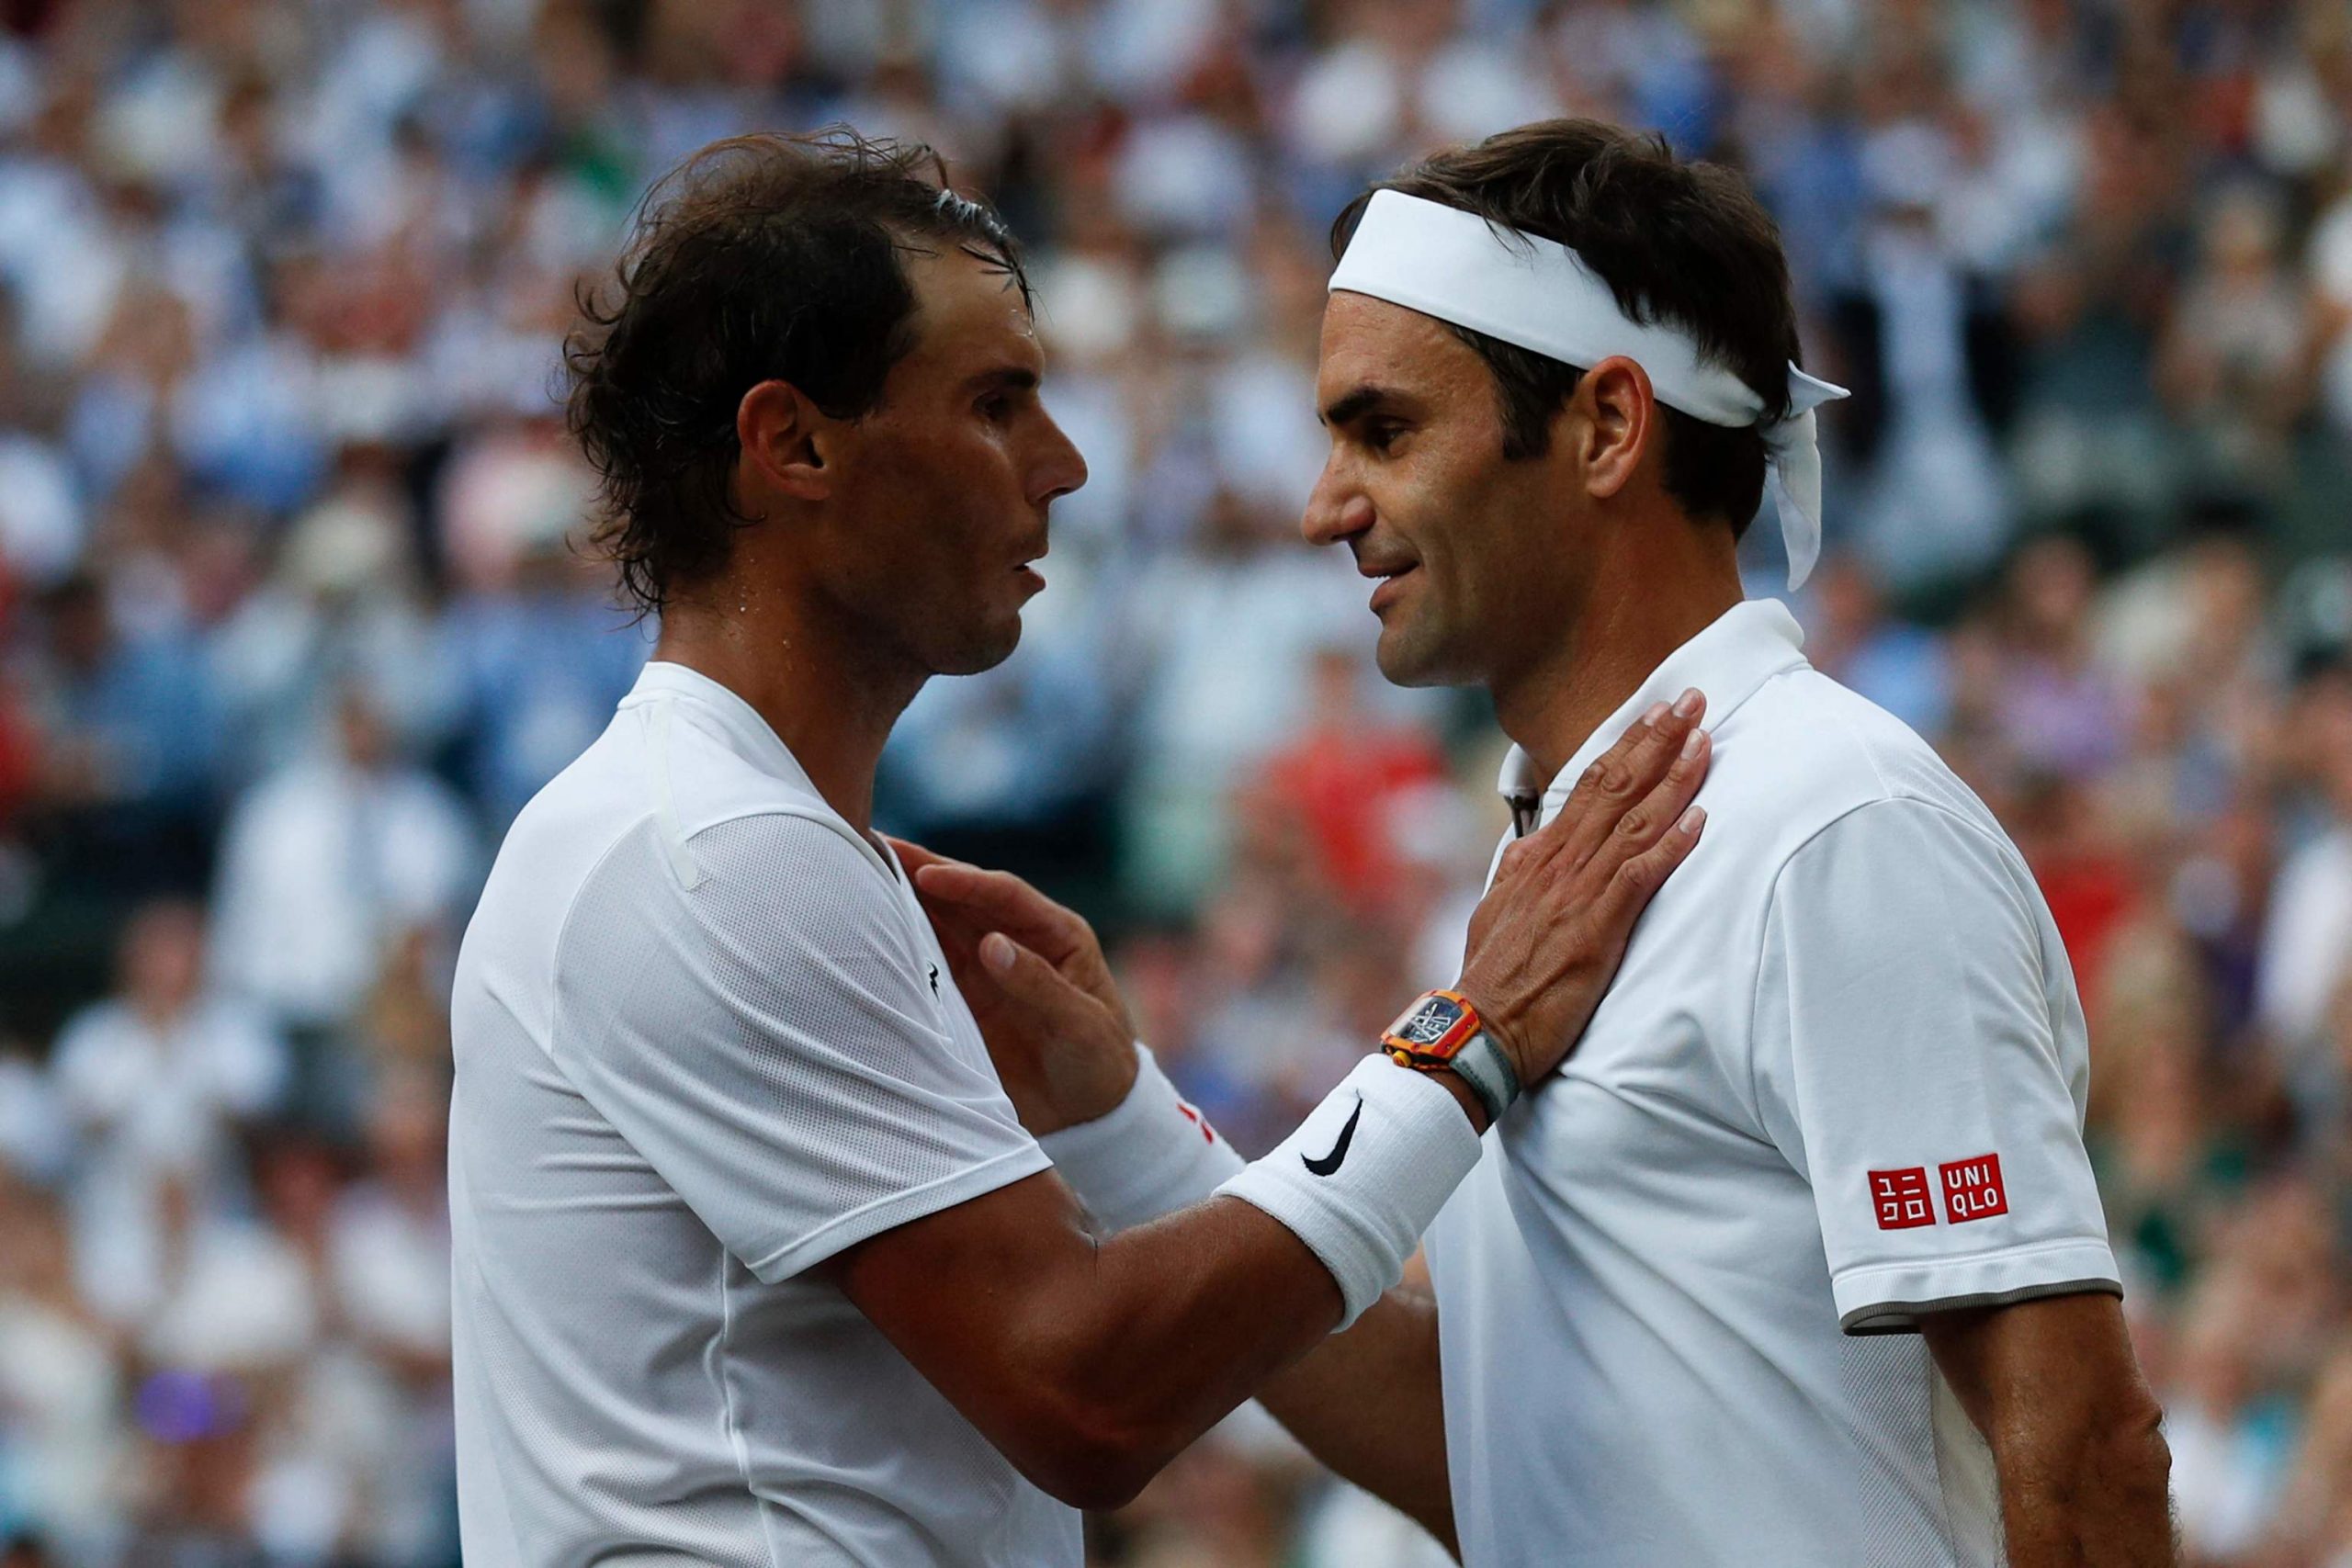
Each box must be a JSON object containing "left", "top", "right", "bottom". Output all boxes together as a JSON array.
[{"left": 978, "top": 931, "right": 1089, "bottom": 1018}]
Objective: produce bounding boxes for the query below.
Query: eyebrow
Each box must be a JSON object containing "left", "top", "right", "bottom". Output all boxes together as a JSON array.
[
  {"left": 1320, "top": 384, "right": 1397, "bottom": 428},
  {"left": 966, "top": 365, "right": 1041, "bottom": 395}
]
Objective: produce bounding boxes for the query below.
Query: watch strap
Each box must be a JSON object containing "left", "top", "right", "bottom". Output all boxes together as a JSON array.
[{"left": 1445, "top": 1031, "right": 1521, "bottom": 1125}]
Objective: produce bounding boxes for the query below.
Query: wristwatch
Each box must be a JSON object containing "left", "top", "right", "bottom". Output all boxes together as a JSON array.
[{"left": 1379, "top": 989, "right": 1521, "bottom": 1126}]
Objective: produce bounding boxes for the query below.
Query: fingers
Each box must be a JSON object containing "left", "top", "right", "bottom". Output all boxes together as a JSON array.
[
  {"left": 1517, "top": 689, "right": 1708, "bottom": 874},
  {"left": 883, "top": 835, "right": 954, "bottom": 879},
  {"left": 973, "top": 931, "right": 1098, "bottom": 1026},
  {"left": 1584, "top": 693, "right": 1713, "bottom": 919},
  {"left": 889, "top": 840, "right": 989, "bottom": 958},
  {"left": 910, "top": 860, "right": 1004, "bottom": 905},
  {"left": 1599, "top": 801, "right": 1707, "bottom": 924},
  {"left": 913, "top": 861, "right": 1090, "bottom": 964},
  {"left": 1596, "top": 719, "right": 1712, "bottom": 867}
]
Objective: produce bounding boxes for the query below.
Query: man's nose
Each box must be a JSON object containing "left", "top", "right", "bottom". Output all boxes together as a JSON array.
[
  {"left": 1301, "top": 459, "right": 1373, "bottom": 547},
  {"left": 1028, "top": 413, "right": 1089, "bottom": 508}
]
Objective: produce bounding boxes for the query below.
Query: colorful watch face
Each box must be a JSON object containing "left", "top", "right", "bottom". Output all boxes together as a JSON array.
[
  {"left": 1383, "top": 991, "right": 1477, "bottom": 1060},
  {"left": 1395, "top": 997, "right": 1466, "bottom": 1046}
]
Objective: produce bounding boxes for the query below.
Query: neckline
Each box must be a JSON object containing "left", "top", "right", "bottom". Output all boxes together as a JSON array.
[{"left": 1497, "top": 598, "right": 1810, "bottom": 812}]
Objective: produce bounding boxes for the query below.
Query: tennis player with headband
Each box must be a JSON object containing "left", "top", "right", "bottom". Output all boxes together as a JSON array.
[{"left": 908, "top": 120, "right": 2175, "bottom": 1564}]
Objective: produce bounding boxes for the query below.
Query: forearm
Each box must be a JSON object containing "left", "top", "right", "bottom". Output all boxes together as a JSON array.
[
  {"left": 1995, "top": 1412, "right": 2177, "bottom": 1567},
  {"left": 1047, "top": 1064, "right": 1476, "bottom": 1517},
  {"left": 844, "top": 1173, "right": 1344, "bottom": 1510},
  {"left": 1035, "top": 1046, "right": 1472, "bottom": 1524},
  {"left": 1056, "top": 1197, "right": 1350, "bottom": 1483},
  {"left": 1923, "top": 1295, "right": 2177, "bottom": 1568},
  {"left": 872, "top": 1057, "right": 1481, "bottom": 1509},
  {"left": 1256, "top": 1285, "right": 1454, "bottom": 1551}
]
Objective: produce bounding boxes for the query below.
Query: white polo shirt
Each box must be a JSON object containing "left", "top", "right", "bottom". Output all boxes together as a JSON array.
[
  {"left": 1428, "top": 599, "right": 2119, "bottom": 1568},
  {"left": 448, "top": 661, "right": 1077, "bottom": 1568}
]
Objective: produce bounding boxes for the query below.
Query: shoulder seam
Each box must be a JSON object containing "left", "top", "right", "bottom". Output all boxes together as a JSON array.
[
  {"left": 666, "top": 808, "right": 927, "bottom": 984},
  {"left": 671, "top": 802, "right": 882, "bottom": 865},
  {"left": 640, "top": 693, "right": 878, "bottom": 873}
]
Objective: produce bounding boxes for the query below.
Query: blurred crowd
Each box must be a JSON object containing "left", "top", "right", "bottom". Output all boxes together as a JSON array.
[{"left": 0, "top": 0, "right": 2345, "bottom": 1564}]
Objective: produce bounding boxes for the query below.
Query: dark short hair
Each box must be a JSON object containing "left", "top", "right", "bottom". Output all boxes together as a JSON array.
[
  {"left": 1332, "top": 119, "right": 1802, "bottom": 533},
  {"left": 566, "top": 130, "right": 1031, "bottom": 617}
]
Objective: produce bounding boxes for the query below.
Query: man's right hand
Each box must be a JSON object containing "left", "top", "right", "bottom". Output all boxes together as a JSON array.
[
  {"left": 1455, "top": 689, "right": 1712, "bottom": 1090},
  {"left": 891, "top": 838, "right": 1141, "bottom": 1135}
]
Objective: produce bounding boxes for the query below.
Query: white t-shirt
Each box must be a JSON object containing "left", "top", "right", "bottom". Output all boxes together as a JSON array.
[
  {"left": 448, "top": 661, "right": 1075, "bottom": 1568},
  {"left": 1429, "top": 599, "right": 2119, "bottom": 1568}
]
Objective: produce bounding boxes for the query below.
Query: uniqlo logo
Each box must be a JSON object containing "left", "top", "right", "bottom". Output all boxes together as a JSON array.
[
  {"left": 1869, "top": 1167, "right": 1935, "bottom": 1230},
  {"left": 1940, "top": 1154, "right": 2008, "bottom": 1224}
]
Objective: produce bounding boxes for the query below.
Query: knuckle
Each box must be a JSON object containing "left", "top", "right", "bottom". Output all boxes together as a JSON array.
[{"left": 1612, "top": 807, "right": 1654, "bottom": 842}]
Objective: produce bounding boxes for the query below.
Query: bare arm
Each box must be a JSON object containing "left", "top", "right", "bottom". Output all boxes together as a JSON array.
[
  {"left": 1254, "top": 1285, "right": 1453, "bottom": 1551},
  {"left": 832, "top": 1168, "right": 1344, "bottom": 1510},
  {"left": 1919, "top": 1292, "right": 2177, "bottom": 1566}
]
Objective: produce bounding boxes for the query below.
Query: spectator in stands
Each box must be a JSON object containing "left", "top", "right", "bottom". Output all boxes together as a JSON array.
[
  {"left": 26, "top": 574, "right": 219, "bottom": 895},
  {"left": 209, "top": 689, "right": 475, "bottom": 1046},
  {"left": 50, "top": 899, "right": 285, "bottom": 1325}
]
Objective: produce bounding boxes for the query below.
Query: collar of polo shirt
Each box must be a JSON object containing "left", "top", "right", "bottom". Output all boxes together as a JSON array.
[{"left": 1498, "top": 599, "right": 1810, "bottom": 828}]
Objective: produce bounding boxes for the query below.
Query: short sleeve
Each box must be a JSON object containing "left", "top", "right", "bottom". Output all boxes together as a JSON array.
[
  {"left": 1749, "top": 797, "right": 2120, "bottom": 1334},
  {"left": 548, "top": 812, "right": 1048, "bottom": 1282}
]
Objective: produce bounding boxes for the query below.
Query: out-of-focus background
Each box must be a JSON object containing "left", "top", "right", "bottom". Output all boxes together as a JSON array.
[{"left": 0, "top": 0, "right": 2345, "bottom": 1563}]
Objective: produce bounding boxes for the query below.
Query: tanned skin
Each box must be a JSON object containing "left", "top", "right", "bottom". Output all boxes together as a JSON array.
[
  {"left": 652, "top": 242, "right": 1715, "bottom": 1512},
  {"left": 910, "top": 291, "right": 2173, "bottom": 1561},
  {"left": 1922, "top": 1298, "right": 2177, "bottom": 1565}
]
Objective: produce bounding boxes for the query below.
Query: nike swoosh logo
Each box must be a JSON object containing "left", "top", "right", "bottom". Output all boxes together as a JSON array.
[{"left": 1302, "top": 1096, "right": 1364, "bottom": 1177}]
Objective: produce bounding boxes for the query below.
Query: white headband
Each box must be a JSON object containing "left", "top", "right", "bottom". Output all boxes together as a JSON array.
[{"left": 1328, "top": 189, "right": 1848, "bottom": 589}]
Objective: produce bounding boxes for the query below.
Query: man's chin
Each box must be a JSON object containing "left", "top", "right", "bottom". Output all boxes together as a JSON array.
[
  {"left": 932, "top": 615, "right": 1023, "bottom": 677},
  {"left": 1373, "top": 620, "right": 1464, "bottom": 689}
]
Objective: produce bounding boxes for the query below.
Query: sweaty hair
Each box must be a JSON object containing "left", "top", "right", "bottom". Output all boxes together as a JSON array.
[
  {"left": 1332, "top": 119, "right": 1801, "bottom": 533},
  {"left": 566, "top": 130, "right": 1031, "bottom": 617}
]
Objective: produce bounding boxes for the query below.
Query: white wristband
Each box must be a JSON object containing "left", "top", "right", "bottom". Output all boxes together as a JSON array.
[
  {"left": 1216, "top": 1055, "right": 1484, "bottom": 1329},
  {"left": 1036, "top": 1043, "right": 1245, "bottom": 1235}
]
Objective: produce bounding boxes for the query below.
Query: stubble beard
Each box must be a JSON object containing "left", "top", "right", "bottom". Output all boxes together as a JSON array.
[
  {"left": 1374, "top": 604, "right": 1472, "bottom": 690},
  {"left": 922, "top": 592, "right": 1025, "bottom": 678}
]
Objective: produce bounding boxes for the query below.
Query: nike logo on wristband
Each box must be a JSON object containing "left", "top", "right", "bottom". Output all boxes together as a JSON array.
[{"left": 1302, "top": 1096, "right": 1364, "bottom": 1177}]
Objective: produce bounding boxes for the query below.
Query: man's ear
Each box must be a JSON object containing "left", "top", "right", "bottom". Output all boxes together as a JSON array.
[
  {"left": 1574, "top": 356, "right": 1656, "bottom": 502},
  {"left": 737, "top": 379, "right": 834, "bottom": 502}
]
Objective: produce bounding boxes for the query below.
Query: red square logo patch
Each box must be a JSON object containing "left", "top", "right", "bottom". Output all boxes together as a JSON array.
[
  {"left": 1940, "top": 1154, "right": 2007, "bottom": 1224},
  {"left": 1869, "top": 1167, "right": 1935, "bottom": 1230}
]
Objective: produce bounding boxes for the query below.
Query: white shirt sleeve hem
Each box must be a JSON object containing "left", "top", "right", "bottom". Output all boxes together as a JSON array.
[
  {"left": 744, "top": 1143, "right": 1055, "bottom": 1283},
  {"left": 1831, "top": 1236, "right": 2121, "bottom": 1336}
]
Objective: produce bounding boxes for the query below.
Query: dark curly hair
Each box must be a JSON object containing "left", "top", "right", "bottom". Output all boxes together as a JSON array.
[
  {"left": 565, "top": 130, "right": 1032, "bottom": 618},
  {"left": 1333, "top": 119, "right": 1802, "bottom": 533}
]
